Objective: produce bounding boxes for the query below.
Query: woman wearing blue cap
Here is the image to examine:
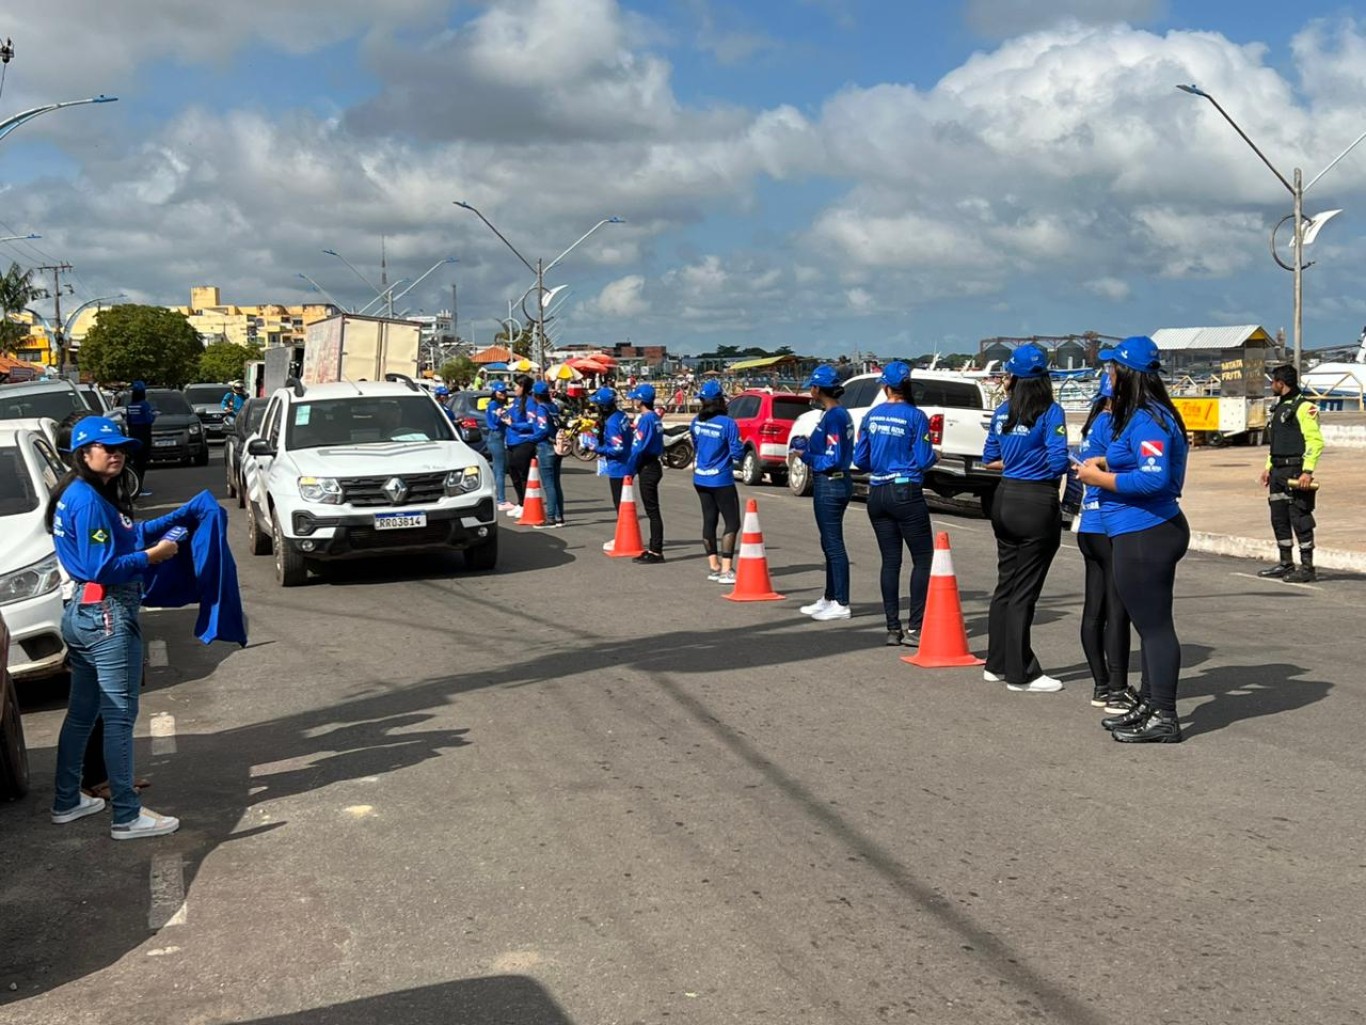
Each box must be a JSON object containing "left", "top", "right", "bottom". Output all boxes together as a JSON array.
[
  {"left": 624, "top": 383, "right": 665, "bottom": 563},
  {"left": 45, "top": 417, "right": 185, "bottom": 840},
  {"left": 1077, "top": 336, "right": 1189, "bottom": 743},
  {"left": 501, "top": 375, "right": 537, "bottom": 518},
  {"left": 507, "top": 379, "right": 564, "bottom": 528},
  {"left": 586, "top": 386, "right": 633, "bottom": 511},
  {"left": 689, "top": 379, "right": 744, "bottom": 583},
  {"left": 853, "top": 361, "right": 937, "bottom": 645},
  {"left": 485, "top": 380, "right": 513, "bottom": 511},
  {"left": 791, "top": 364, "right": 855, "bottom": 620},
  {"left": 1075, "top": 374, "right": 1133, "bottom": 712},
  {"left": 981, "top": 344, "right": 1069, "bottom": 693}
]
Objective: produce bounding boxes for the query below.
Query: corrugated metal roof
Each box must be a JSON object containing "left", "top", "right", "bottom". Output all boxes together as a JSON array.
[{"left": 1150, "top": 325, "right": 1272, "bottom": 351}]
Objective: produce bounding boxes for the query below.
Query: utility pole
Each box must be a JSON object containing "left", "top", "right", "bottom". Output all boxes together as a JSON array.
[
  {"left": 380, "top": 235, "right": 391, "bottom": 318},
  {"left": 451, "top": 282, "right": 458, "bottom": 348},
  {"left": 39, "top": 262, "right": 73, "bottom": 374}
]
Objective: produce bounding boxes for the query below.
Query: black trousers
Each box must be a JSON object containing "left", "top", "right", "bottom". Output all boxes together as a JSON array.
[
  {"left": 636, "top": 457, "right": 664, "bottom": 553},
  {"left": 695, "top": 483, "right": 740, "bottom": 558},
  {"left": 129, "top": 424, "right": 152, "bottom": 482},
  {"left": 508, "top": 443, "right": 535, "bottom": 504},
  {"left": 610, "top": 476, "right": 624, "bottom": 511},
  {"left": 987, "top": 478, "right": 1062, "bottom": 685},
  {"left": 1111, "top": 514, "right": 1189, "bottom": 713},
  {"left": 866, "top": 482, "right": 934, "bottom": 632},
  {"left": 1268, "top": 464, "right": 1315, "bottom": 562},
  {"left": 1077, "top": 531, "right": 1131, "bottom": 694}
]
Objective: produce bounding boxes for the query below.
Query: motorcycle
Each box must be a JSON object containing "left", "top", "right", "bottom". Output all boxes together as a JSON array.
[
  {"left": 562, "top": 409, "right": 602, "bottom": 462},
  {"left": 662, "top": 422, "right": 694, "bottom": 469}
]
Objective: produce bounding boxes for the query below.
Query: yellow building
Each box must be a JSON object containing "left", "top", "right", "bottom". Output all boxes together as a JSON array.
[
  {"left": 2, "top": 308, "right": 100, "bottom": 368},
  {"left": 175, "top": 286, "right": 338, "bottom": 348}
]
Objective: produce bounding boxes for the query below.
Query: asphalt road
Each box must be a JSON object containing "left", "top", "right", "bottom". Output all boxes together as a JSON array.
[{"left": 2, "top": 452, "right": 1364, "bottom": 1025}]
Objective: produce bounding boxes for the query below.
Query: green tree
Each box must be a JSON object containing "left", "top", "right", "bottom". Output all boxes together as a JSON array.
[
  {"left": 79, "top": 304, "right": 204, "bottom": 387},
  {"left": 197, "top": 341, "right": 262, "bottom": 383},
  {"left": 440, "top": 355, "right": 477, "bottom": 386},
  {"left": 493, "top": 323, "right": 536, "bottom": 358},
  {"left": 0, "top": 263, "right": 41, "bottom": 357}
]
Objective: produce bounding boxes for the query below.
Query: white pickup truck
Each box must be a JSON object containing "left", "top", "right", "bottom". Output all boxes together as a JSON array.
[
  {"left": 785, "top": 370, "right": 1002, "bottom": 513},
  {"left": 241, "top": 377, "right": 497, "bottom": 586}
]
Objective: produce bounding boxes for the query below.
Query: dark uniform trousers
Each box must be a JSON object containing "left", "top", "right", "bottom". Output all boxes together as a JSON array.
[{"left": 1266, "top": 395, "right": 1315, "bottom": 562}]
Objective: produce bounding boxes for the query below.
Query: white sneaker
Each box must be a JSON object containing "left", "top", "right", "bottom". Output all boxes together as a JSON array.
[
  {"left": 603, "top": 540, "right": 616, "bottom": 552},
  {"left": 497, "top": 501, "right": 515, "bottom": 511},
  {"left": 800, "top": 597, "right": 832, "bottom": 616},
  {"left": 51, "top": 793, "right": 105, "bottom": 824},
  {"left": 707, "top": 570, "right": 723, "bottom": 582},
  {"left": 111, "top": 808, "right": 180, "bottom": 841},
  {"left": 983, "top": 670, "right": 1003, "bottom": 683},
  {"left": 812, "top": 602, "right": 851, "bottom": 621},
  {"left": 1006, "top": 674, "right": 1064, "bottom": 693},
  {"left": 506, "top": 505, "right": 523, "bottom": 519},
  {"left": 716, "top": 571, "right": 736, "bottom": 585}
]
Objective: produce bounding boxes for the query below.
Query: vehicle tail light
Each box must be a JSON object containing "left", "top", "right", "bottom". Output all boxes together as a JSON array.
[
  {"left": 760, "top": 421, "right": 787, "bottom": 440},
  {"left": 928, "top": 413, "right": 944, "bottom": 446},
  {"left": 461, "top": 417, "right": 480, "bottom": 430}
]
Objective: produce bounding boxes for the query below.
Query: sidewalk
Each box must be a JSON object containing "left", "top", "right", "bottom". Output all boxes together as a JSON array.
[{"left": 1181, "top": 445, "right": 1365, "bottom": 572}]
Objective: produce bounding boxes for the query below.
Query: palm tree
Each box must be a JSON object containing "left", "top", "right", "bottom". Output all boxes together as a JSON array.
[{"left": 0, "top": 262, "right": 40, "bottom": 357}]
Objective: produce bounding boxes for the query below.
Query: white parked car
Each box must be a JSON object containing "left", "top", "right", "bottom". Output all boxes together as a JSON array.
[
  {"left": 0, "top": 427, "right": 69, "bottom": 682},
  {"left": 241, "top": 377, "right": 498, "bottom": 586},
  {"left": 0, "top": 378, "right": 89, "bottom": 426}
]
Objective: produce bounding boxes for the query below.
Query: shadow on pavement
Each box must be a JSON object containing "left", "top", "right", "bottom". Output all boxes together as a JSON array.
[
  {"left": 1182, "top": 657, "right": 1331, "bottom": 736},
  {"left": 232, "top": 976, "right": 575, "bottom": 1025}
]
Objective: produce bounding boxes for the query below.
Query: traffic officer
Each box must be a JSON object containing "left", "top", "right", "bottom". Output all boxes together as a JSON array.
[
  {"left": 852, "top": 361, "right": 937, "bottom": 646},
  {"left": 434, "top": 385, "right": 456, "bottom": 422},
  {"left": 485, "top": 380, "right": 512, "bottom": 510},
  {"left": 980, "top": 344, "right": 1069, "bottom": 693},
  {"left": 624, "top": 383, "right": 665, "bottom": 564},
  {"left": 124, "top": 380, "right": 156, "bottom": 497},
  {"left": 791, "top": 364, "right": 856, "bottom": 622},
  {"left": 1258, "top": 364, "right": 1324, "bottom": 583},
  {"left": 689, "top": 379, "right": 744, "bottom": 584}
]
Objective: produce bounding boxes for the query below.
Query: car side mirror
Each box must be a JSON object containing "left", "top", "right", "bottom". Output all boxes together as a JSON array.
[{"left": 247, "top": 438, "right": 276, "bottom": 458}]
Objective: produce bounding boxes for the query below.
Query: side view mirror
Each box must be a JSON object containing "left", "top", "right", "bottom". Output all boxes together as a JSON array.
[{"left": 247, "top": 438, "right": 276, "bottom": 458}]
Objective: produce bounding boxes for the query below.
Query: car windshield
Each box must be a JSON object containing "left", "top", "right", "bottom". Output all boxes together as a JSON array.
[
  {"left": 77, "top": 386, "right": 104, "bottom": 411},
  {"left": 146, "top": 390, "right": 194, "bottom": 415},
  {"left": 0, "top": 387, "right": 86, "bottom": 421},
  {"left": 286, "top": 396, "right": 454, "bottom": 449},
  {"left": 0, "top": 445, "right": 39, "bottom": 516},
  {"left": 185, "top": 385, "right": 228, "bottom": 404},
  {"left": 244, "top": 401, "right": 268, "bottom": 431},
  {"left": 771, "top": 398, "right": 809, "bottom": 421}
]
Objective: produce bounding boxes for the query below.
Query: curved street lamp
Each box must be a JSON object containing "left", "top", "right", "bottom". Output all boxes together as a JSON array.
[{"left": 0, "top": 95, "right": 118, "bottom": 144}]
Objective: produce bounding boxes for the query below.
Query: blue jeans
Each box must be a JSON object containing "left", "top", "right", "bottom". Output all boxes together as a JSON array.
[
  {"left": 54, "top": 587, "right": 144, "bottom": 824},
  {"left": 537, "top": 442, "right": 564, "bottom": 521},
  {"left": 487, "top": 433, "right": 508, "bottom": 504},
  {"left": 867, "top": 482, "right": 934, "bottom": 632},
  {"left": 812, "top": 472, "right": 852, "bottom": 604}
]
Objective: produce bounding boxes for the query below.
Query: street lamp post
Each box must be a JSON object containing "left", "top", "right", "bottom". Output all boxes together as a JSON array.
[
  {"left": 1178, "top": 84, "right": 1366, "bottom": 372},
  {"left": 0, "top": 233, "right": 40, "bottom": 244},
  {"left": 0, "top": 95, "right": 118, "bottom": 144},
  {"left": 452, "top": 201, "right": 622, "bottom": 369}
]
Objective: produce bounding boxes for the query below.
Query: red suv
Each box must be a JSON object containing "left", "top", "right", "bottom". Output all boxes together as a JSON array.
[{"left": 727, "top": 390, "right": 809, "bottom": 486}]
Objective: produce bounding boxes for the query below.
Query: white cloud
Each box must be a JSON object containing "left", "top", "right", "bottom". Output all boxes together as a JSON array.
[
  {"left": 965, "top": 0, "right": 1166, "bottom": 38},
  {"left": 588, "top": 275, "right": 651, "bottom": 317},
  {"left": 1084, "top": 277, "right": 1132, "bottom": 301}
]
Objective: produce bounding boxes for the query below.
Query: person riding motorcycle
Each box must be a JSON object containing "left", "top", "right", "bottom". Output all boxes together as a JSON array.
[{"left": 221, "top": 381, "right": 247, "bottom": 415}]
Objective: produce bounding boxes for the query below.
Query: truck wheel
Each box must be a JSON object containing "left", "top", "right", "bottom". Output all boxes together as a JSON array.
[
  {"left": 740, "top": 448, "right": 763, "bottom": 486},
  {"left": 0, "top": 682, "right": 30, "bottom": 801},
  {"left": 225, "top": 454, "right": 237, "bottom": 498},
  {"left": 463, "top": 534, "right": 498, "bottom": 572},
  {"left": 272, "top": 513, "right": 308, "bottom": 587},
  {"left": 236, "top": 476, "right": 246, "bottom": 509},
  {"left": 787, "top": 455, "right": 812, "bottom": 497},
  {"left": 247, "top": 501, "right": 272, "bottom": 555}
]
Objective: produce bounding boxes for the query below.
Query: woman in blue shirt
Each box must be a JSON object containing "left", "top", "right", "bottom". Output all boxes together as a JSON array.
[
  {"left": 981, "top": 344, "right": 1069, "bottom": 693},
  {"left": 1075, "top": 374, "right": 1133, "bottom": 713},
  {"left": 791, "top": 365, "right": 855, "bottom": 621},
  {"left": 45, "top": 417, "right": 184, "bottom": 840},
  {"left": 852, "top": 362, "right": 937, "bottom": 646},
  {"left": 689, "top": 380, "right": 745, "bottom": 584},
  {"left": 506, "top": 381, "right": 564, "bottom": 528},
  {"left": 1077, "top": 336, "right": 1190, "bottom": 743},
  {"left": 500, "top": 375, "right": 537, "bottom": 518},
  {"left": 484, "top": 380, "right": 512, "bottom": 511},
  {"left": 624, "top": 384, "right": 665, "bottom": 564}
]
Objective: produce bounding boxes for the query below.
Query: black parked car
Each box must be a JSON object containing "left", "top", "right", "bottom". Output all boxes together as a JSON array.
[
  {"left": 120, "top": 388, "right": 209, "bottom": 467},
  {"left": 223, "top": 397, "right": 268, "bottom": 508}
]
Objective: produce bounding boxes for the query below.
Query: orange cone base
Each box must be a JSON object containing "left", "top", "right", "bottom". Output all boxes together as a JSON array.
[
  {"left": 901, "top": 650, "right": 984, "bottom": 668},
  {"left": 607, "top": 543, "right": 645, "bottom": 558},
  {"left": 724, "top": 589, "right": 785, "bottom": 602}
]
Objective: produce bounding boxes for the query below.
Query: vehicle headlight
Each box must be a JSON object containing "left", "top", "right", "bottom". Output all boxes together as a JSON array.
[
  {"left": 298, "top": 476, "right": 343, "bottom": 504},
  {"left": 188, "top": 423, "right": 202, "bottom": 436},
  {"left": 445, "top": 466, "right": 481, "bottom": 495},
  {"left": 0, "top": 553, "right": 62, "bottom": 606}
]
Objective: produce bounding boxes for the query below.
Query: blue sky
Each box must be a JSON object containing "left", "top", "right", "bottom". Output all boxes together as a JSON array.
[{"left": 2, "top": 0, "right": 1366, "bottom": 359}]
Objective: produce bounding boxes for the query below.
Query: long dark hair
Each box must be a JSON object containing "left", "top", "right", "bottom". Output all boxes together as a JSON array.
[
  {"left": 45, "top": 445, "right": 138, "bottom": 533},
  {"left": 814, "top": 384, "right": 845, "bottom": 402},
  {"left": 1003, "top": 375, "right": 1055, "bottom": 431},
  {"left": 1111, "top": 365, "right": 1187, "bottom": 435},
  {"left": 513, "top": 374, "right": 534, "bottom": 417},
  {"left": 697, "top": 396, "right": 728, "bottom": 420},
  {"left": 1081, "top": 395, "right": 1109, "bottom": 438},
  {"left": 885, "top": 380, "right": 915, "bottom": 404}
]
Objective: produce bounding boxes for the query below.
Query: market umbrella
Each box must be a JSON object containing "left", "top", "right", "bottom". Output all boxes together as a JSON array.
[
  {"left": 483, "top": 361, "right": 508, "bottom": 371},
  {"left": 568, "top": 357, "right": 608, "bottom": 373},
  {"left": 546, "top": 363, "right": 583, "bottom": 381},
  {"left": 509, "top": 357, "right": 539, "bottom": 373}
]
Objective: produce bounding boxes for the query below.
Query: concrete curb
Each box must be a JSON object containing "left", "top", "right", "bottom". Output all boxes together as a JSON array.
[{"left": 1189, "top": 530, "right": 1366, "bottom": 574}]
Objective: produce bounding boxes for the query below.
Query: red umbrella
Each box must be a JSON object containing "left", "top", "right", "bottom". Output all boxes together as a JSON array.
[{"left": 569, "top": 357, "right": 609, "bottom": 373}]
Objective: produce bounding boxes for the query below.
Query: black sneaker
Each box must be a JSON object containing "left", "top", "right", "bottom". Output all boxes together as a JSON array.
[
  {"left": 633, "top": 551, "right": 665, "bottom": 564},
  {"left": 1283, "top": 566, "right": 1317, "bottom": 584},
  {"left": 1112, "top": 709, "right": 1183, "bottom": 744},
  {"left": 1257, "top": 563, "right": 1294, "bottom": 579},
  {"left": 1091, "top": 685, "right": 1109, "bottom": 708},
  {"left": 1103, "top": 689, "right": 1140, "bottom": 716},
  {"left": 885, "top": 629, "right": 905, "bottom": 647},
  {"left": 1102, "top": 697, "right": 1149, "bottom": 731}
]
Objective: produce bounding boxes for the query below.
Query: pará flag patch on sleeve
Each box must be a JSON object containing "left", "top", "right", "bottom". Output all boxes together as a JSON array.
[{"left": 1140, "top": 440, "right": 1165, "bottom": 458}]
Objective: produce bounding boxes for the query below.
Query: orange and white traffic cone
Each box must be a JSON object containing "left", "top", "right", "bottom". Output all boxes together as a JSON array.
[
  {"left": 605, "top": 475, "right": 645, "bottom": 558},
  {"left": 517, "top": 459, "right": 547, "bottom": 527},
  {"left": 725, "top": 499, "right": 785, "bottom": 602},
  {"left": 903, "top": 531, "right": 984, "bottom": 668}
]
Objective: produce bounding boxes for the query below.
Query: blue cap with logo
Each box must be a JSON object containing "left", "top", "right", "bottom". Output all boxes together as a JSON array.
[
  {"left": 434, "top": 385, "right": 450, "bottom": 397},
  {"left": 629, "top": 383, "right": 656, "bottom": 404},
  {"left": 489, "top": 379, "right": 509, "bottom": 394},
  {"left": 878, "top": 361, "right": 912, "bottom": 388},
  {"left": 803, "top": 364, "right": 840, "bottom": 389},
  {"left": 1099, "top": 335, "right": 1162, "bottom": 373},
  {"left": 1003, "top": 344, "right": 1050, "bottom": 379},
  {"left": 698, "top": 379, "right": 725, "bottom": 401},
  {"left": 531, "top": 380, "right": 550, "bottom": 397},
  {"left": 67, "top": 416, "right": 141, "bottom": 453},
  {"left": 591, "top": 386, "right": 616, "bottom": 406}
]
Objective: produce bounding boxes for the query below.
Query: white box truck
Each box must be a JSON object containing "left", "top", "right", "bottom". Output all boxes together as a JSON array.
[{"left": 301, "top": 314, "right": 421, "bottom": 385}]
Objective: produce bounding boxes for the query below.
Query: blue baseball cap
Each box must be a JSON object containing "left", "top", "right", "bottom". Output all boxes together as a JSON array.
[
  {"left": 1097, "top": 372, "right": 1114, "bottom": 400},
  {"left": 532, "top": 380, "right": 550, "bottom": 397},
  {"left": 698, "top": 379, "right": 725, "bottom": 401},
  {"left": 803, "top": 364, "right": 840, "bottom": 389},
  {"left": 590, "top": 386, "right": 616, "bottom": 406},
  {"left": 489, "top": 379, "right": 509, "bottom": 394},
  {"left": 68, "top": 416, "right": 141, "bottom": 453},
  {"left": 1099, "top": 335, "right": 1162, "bottom": 373},
  {"left": 434, "top": 385, "right": 450, "bottom": 397},
  {"left": 628, "top": 383, "right": 656, "bottom": 403},
  {"left": 878, "top": 361, "right": 912, "bottom": 388},
  {"left": 1003, "top": 344, "right": 1050, "bottom": 379}
]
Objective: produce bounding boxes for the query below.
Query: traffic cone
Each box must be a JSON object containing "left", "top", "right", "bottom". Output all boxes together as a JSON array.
[
  {"left": 725, "top": 499, "right": 785, "bottom": 602},
  {"left": 902, "top": 532, "right": 984, "bottom": 668},
  {"left": 605, "top": 475, "right": 645, "bottom": 558},
  {"left": 517, "top": 459, "right": 547, "bottom": 527}
]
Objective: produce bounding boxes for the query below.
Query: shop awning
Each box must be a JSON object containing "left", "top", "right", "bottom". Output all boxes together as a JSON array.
[{"left": 727, "top": 354, "right": 796, "bottom": 372}]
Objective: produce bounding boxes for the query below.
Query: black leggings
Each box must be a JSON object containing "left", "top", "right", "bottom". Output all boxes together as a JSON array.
[
  {"left": 508, "top": 443, "right": 535, "bottom": 504},
  {"left": 636, "top": 457, "right": 664, "bottom": 553},
  {"left": 1077, "top": 531, "right": 1131, "bottom": 694},
  {"left": 1110, "top": 514, "right": 1189, "bottom": 714},
  {"left": 695, "top": 484, "right": 740, "bottom": 558},
  {"left": 610, "top": 476, "right": 624, "bottom": 511},
  {"left": 987, "top": 478, "right": 1062, "bottom": 685}
]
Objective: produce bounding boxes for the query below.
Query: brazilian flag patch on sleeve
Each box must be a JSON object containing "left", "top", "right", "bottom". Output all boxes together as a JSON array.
[
  {"left": 89, "top": 528, "right": 110, "bottom": 544},
  {"left": 1055, "top": 424, "right": 1067, "bottom": 435}
]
